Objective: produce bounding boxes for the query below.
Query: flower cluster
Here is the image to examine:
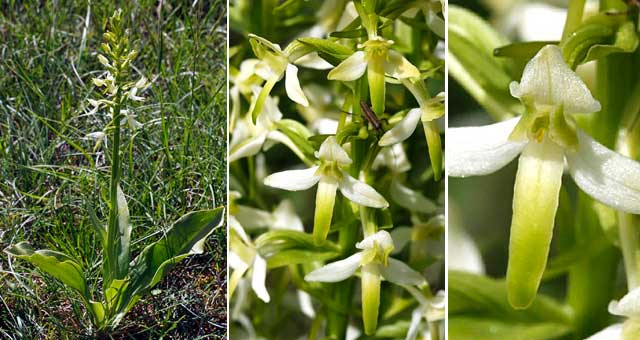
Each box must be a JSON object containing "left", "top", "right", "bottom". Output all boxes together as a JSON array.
[{"left": 229, "top": 0, "right": 445, "bottom": 338}]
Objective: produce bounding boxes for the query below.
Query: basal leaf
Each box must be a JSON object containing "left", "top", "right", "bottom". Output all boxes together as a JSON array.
[
  {"left": 5, "top": 242, "right": 90, "bottom": 298},
  {"left": 117, "top": 207, "right": 224, "bottom": 315}
]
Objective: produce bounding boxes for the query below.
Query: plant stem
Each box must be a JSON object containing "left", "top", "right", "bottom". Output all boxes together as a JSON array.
[
  {"left": 562, "top": 0, "right": 586, "bottom": 40},
  {"left": 105, "top": 91, "right": 123, "bottom": 297}
]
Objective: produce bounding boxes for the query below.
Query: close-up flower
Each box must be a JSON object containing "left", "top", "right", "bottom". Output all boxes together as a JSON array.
[{"left": 448, "top": 0, "right": 640, "bottom": 339}]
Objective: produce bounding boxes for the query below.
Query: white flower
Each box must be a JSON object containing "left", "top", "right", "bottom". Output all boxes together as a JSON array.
[
  {"left": 406, "top": 290, "right": 445, "bottom": 340},
  {"left": 305, "top": 230, "right": 424, "bottom": 285},
  {"left": 229, "top": 88, "right": 311, "bottom": 163},
  {"left": 586, "top": 287, "right": 640, "bottom": 339},
  {"left": 379, "top": 91, "right": 444, "bottom": 147},
  {"left": 447, "top": 45, "right": 640, "bottom": 308},
  {"left": 305, "top": 230, "right": 425, "bottom": 335},
  {"left": 249, "top": 34, "right": 310, "bottom": 107},
  {"left": 235, "top": 199, "right": 304, "bottom": 232},
  {"left": 328, "top": 38, "right": 420, "bottom": 83},
  {"left": 264, "top": 136, "right": 388, "bottom": 243},
  {"left": 229, "top": 215, "right": 270, "bottom": 303}
]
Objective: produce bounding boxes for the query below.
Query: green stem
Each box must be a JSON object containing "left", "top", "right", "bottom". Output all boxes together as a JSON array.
[
  {"left": 562, "top": 0, "right": 586, "bottom": 40},
  {"left": 105, "top": 95, "right": 122, "bottom": 289}
]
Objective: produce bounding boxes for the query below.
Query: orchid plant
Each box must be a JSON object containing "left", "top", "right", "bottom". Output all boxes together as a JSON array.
[
  {"left": 229, "top": 0, "right": 445, "bottom": 339},
  {"left": 449, "top": 1, "right": 640, "bottom": 339},
  {"left": 3, "top": 10, "right": 224, "bottom": 332}
]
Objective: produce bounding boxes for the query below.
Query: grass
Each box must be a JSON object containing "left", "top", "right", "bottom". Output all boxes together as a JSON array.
[{"left": 0, "top": 1, "right": 227, "bottom": 338}]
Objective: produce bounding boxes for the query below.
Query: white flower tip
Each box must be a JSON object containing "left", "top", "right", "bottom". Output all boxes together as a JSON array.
[
  {"left": 356, "top": 230, "right": 394, "bottom": 251},
  {"left": 318, "top": 136, "right": 352, "bottom": 165},
  {"left": 512, "top": 44, "right": 600, "bottom": 114}
]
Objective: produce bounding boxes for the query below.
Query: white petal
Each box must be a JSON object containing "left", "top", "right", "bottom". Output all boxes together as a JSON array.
[
  {"left": 228, "top": 251, "right": 250, "bottom": 271},
  {"left": 229, "top": 133, "right": 267, "bottom": 162},
  {"left": 446, "top": 117, "right": 527, "bottom": 177},
  {"left": 285, "top": 64, "right": 309, "bottom": 106},
  {"left": 294, "top": 52, "right": 334, "bottom": 70},
  {"left": 297, "top": 290, "right": 316, "bottom": 318},
  {"left": 405, "top": 306, "right": 423, "bottom": 340},
  {"left": 584, "top": 324, "right": 623, "bottom": 340},
  {"left": 272, "top": 200, "right": 304, "bottom": 231},
  {"left": 390, "top": 227, "right": 412, "bottom": 255},
  {"left": 609, "top": 287, "right": 640, "bottom": 317},
  {"left": 390, "top": 179, "right": 438, "bottom": 214},
  {"left": 317, "top": 136, "right": 352, "bottom": 165},
  {"left": 566, "top": 131, "right": 640, "bottom": 213},
  {"left": 235, "top": 204, "right": 275, "bottom": 229},
  {"left": 509, "top": 45, "right": 600, "bottom": 114},
  {"left": 357, "top": 230, "right": 395, "bottom": 251},
  {"left": 328, "top": 51, "right": 367, "bottom": 81},
  {"left": 251, "top": 255, "right": 270, "bottom": 303},
  {"left": 338, "top": 171, "right": 389, "bottom": 208},
  {"left": 304, "top": 252, "right": 363, "bottom": 282},
  {"left": 264, "top": 166, "right": 321, "bottom": 191},
  {"left": 379, "top": 108, "right": 422, "bottom": 146},
  {"left": 380, "top": 258, "right": 426, "bottom": 285},
  {"left": 385, "top": 50, "right": 421, "bottom": 79},
  {"left": 448, "top": 221, "right": 485, "bottom": 274}
]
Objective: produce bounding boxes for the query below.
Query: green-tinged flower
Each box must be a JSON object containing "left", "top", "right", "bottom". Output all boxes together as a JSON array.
[
  {"left": 406, "top": 290, "right": 445, "bottom": 340},
  {"left": 373, "top": 144, "right": 439, "bottom": 214},
  {"left": 379, "top": 84, "right": 444, "bottom": 180},
  {"left": 248, "top": 34, "right": 314, "bottom": 118},
  {"left": 229, "top": 215, "right": 270, "bottom": 303},
  {"left": 447, "top": 45, "right": 640, "bottom": 309},
  {"left": 229, "top": 89, "right": 302, "bottom": 162},
  {"left": 305, "top": 230, "right": 425, "bottom": 335},
  {"left": 230, "top": 59, "right": 263, "bottom": 130},
  {"left": 263, "top": 136, "right": 388, "bottom": 244},
  {"left": 587, "top": 287, "right": 640, "bottom": 340},
  {"left": 328, "top": 37, "right": 420, "bottom": 115}
]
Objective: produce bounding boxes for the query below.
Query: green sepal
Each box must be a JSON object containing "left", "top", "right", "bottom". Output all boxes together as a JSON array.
[{"left": 5, "top": 242, "right": 90, "bottom": 299}]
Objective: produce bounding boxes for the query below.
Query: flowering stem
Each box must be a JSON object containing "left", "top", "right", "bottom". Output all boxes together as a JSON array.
[
  {"left": 616, "top": 81, "right": 640, "bottom": 290},
  {"left": 105, "top": 89, "right": 123, "bottom": 291}
]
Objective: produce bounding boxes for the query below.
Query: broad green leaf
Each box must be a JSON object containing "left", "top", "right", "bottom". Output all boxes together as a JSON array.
[
  {"left": 5, "top": 242, "right": 90, "bottom": 299},
  {"left": 449, "top": 317, "right": 571, "bottom": 340},
  {"left": 255, "top": 230, "right": 341, "bottom": 268},
  {"left": 117, "top": 207, "right": 224, "bottom": 315},
  {"left": 448, "top": 271, "right": 570, "bottom": 324}
]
